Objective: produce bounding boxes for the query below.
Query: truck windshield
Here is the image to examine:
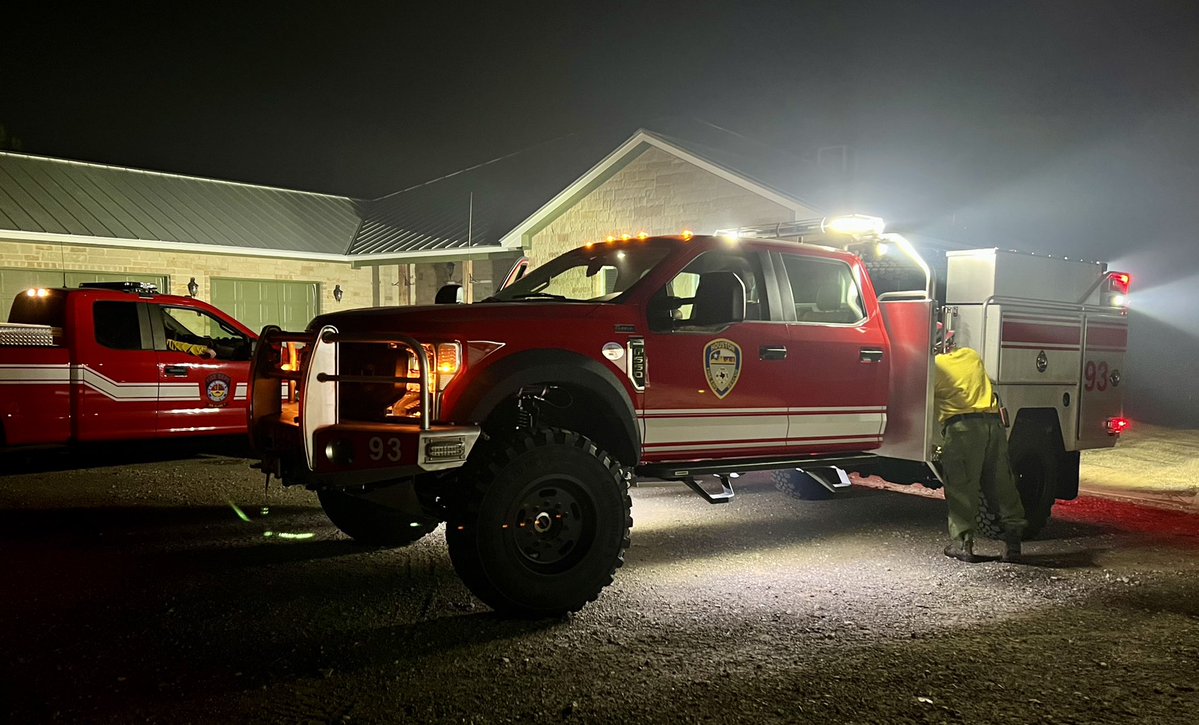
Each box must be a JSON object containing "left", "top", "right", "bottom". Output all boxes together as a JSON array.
[{"left": 488, "top": 244, "right": 672, "bottom": 302}]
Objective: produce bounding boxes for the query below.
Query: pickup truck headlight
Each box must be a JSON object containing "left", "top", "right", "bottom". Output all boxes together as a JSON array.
[
  {"left": 436, "top": 342, "right": 460, "bottom": 378},
  {"left": 407, "top": 341, "right": 462, "bottom": 392}
]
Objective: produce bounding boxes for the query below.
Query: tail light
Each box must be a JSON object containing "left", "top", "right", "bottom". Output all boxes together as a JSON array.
[
  {"left": 1105, "top": 416, "right": 1130, "bottom": 435},
  {"left": 1103, "top": 271, "right": 1131, "bottom": 307}
]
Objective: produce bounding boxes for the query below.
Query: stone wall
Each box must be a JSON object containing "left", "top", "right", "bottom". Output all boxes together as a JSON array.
[{"left": 529, "top": 147, "right": 807, "bottom": 268}]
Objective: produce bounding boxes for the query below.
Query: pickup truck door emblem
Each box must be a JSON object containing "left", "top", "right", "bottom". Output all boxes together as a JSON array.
[
  {"left": 205, "top": 373, "right": 232, "bottom": 406},
  {"left": 704, "top": 338, "right": 742, "bottom": 399}
]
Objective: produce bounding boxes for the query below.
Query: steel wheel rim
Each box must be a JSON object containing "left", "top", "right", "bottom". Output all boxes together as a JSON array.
[{"left": 504, "top": 475, "right": 595, "bottom": 573}]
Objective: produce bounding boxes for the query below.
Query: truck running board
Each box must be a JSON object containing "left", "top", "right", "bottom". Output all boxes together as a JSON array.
[
  {"left": 681, "top": 474, "right": 736, "bottom": 504},
  {"left": 637, "top": 453, "right": 876, "bottom": 481},
  {"left": 800, "top": 466, "right": 854, "bottom": 494}
]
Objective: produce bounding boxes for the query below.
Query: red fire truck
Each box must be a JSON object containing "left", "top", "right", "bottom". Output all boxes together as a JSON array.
[
  {"left": 1, "top": 282, "right": 257, "bottom": 447},
  {"left": 248, "top": 215, "right": 1130, "bottom": 616}
]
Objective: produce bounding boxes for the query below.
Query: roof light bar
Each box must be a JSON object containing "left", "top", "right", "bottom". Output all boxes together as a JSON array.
[{"left": 822, "top": 214, "right": 885, "bottom": 237}]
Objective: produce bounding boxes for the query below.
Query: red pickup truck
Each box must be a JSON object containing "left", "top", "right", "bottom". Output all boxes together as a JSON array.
[
  {"left": 250, "top": 217, "right": 1129, "bottom": 616},
  {"left": 1, "top": 282, "right": 256, "bottom": 447}
]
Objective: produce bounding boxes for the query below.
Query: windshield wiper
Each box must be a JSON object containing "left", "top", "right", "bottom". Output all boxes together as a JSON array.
[{"left": 507, "top": 292, "right": 570, "bottom": 301}]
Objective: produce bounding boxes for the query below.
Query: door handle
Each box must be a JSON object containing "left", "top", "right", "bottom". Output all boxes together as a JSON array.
[
  {"left": 859, "top": 348, "right": 884, "bottom": 363},
  {"left": 760, "top": 345, "right": 788, "bottom": 361},
  {"left": 164, "top": 365, "right": 189, "bottom": 377}
]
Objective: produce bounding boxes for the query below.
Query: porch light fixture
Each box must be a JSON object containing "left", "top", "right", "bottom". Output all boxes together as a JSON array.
[
  {"left": 333, "top": 284, "right": 344, "bottom": 302},
  {"left": 187, "top": 277, "right": 199, "bottom": 297}
]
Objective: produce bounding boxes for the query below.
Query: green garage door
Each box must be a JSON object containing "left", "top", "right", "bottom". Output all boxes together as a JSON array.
[
  {"left": 210, "top": 278, "right": 318, "bottom": 335},
  {"left": 1, "top": 268, "right": 166, "bottom": 321}
]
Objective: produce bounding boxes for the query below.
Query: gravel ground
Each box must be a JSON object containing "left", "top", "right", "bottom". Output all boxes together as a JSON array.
[{"left": 2, "top": 443, "right": 1198, "bottom": 724}]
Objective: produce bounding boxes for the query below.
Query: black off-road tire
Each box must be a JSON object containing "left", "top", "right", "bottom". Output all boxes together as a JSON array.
[
  {"left": 771, "top": 468, "right": 834, "bottom": 501},
  {"left": 977, "top": 442, "right": 1058, "bottom": 540},
  {"left": 445, "top": 428, "right": 632, "bottom": 617},
  {"left": 317, "top": 489, "right": 439, "bottom": 547}
]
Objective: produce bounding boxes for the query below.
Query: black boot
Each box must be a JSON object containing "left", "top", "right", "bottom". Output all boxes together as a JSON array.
[
  {"left": 944, "top": 539, "right": 981, "bottom": 563},
  {"left": 1002, "top": 531, "right": 1024, "bottom": 562}
]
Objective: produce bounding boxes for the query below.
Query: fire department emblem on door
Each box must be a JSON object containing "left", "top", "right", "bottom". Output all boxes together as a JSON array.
[
  {"left": 205, "top": 373, "right": 232, "bottom": 407},
  {"left": 704, "top": 338, "right": 742, "bottom": 399}
]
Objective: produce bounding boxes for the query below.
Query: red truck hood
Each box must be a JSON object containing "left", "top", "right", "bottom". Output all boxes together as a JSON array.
[{"left": 308, "top": 302, "right": 628, "bottom": 339}]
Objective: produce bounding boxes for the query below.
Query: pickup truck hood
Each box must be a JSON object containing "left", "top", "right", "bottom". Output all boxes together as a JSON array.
[{"left": 308, "top": 302, "right": 625, "bottom": 339}]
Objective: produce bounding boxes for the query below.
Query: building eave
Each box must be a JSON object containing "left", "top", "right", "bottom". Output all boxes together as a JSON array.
[{"left": 0, "top": 229, "right": 509, "bottom": 265}]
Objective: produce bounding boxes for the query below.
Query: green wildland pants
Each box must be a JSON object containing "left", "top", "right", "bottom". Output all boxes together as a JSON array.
[{"left": 940, "top": 415, "right": 1027, "bottom": 543}]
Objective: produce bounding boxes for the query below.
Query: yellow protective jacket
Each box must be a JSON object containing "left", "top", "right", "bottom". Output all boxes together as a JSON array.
[
  {"left": 933, "top": 347, "right": 999, "bottom": 425},
  {"left": 166, "top": 338, "right": 210, "bottom": 357}
]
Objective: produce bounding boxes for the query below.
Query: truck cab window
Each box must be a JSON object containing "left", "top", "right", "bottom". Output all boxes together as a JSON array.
[
  {"left": 93, "top": 301, "right": 145, "bottom": 350},
  {"left": 780, "top": 255, "right": 865, "bottom": 324},
  {"left": 650, "top": 251, "right": 767, "bottom": 330},
  {"left": 160, "top": 307, "right": 251, "bottom": 361}
]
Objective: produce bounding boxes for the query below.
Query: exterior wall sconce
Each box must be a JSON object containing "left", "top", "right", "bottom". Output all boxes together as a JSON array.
[
  {"left": 333, "top": 284, "right": 344, "bottom": 302},
  {"left": 187, "top": 277, "right": 199, "bottom": 297}
]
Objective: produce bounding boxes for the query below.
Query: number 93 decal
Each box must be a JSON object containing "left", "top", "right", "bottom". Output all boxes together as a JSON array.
[
  {"left": 1084, "top": 360, "right": 1112, "bottom": 392},
  {"left": 368, "top": 436, "right": 402, "bottom": 461}
]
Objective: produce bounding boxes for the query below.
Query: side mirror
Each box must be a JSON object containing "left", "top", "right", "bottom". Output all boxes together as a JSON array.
[
  {"left": 435, "top": 284, "right": 464, "bottom": 304},
  {"left": 501, "top": 257, "right": 530, "bottom": 289}
]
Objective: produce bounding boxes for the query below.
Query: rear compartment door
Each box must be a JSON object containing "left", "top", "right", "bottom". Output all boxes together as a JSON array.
[{"left": 1077, "top": 312, "right": 1128, "bottom": 446}]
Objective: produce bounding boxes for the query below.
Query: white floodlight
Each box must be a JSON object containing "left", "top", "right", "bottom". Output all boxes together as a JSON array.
[{"left": 822, "top": 214, "right": 885, "bottom": 237}]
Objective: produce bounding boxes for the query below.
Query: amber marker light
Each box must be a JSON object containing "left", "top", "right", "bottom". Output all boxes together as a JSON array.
[
  {"left": 681, "top": 230, "right": 694, "bottom": 241},
  {"left": 436, "top": 343, "right": 461, "bottom": 375},
  {"left": 637, "top": 231, "right": 648, "bottom": 240}
]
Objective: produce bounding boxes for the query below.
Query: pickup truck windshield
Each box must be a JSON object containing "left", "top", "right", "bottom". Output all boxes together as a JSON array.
[{"left": 488, "top": 244, "right": 672, "bottom": 302}]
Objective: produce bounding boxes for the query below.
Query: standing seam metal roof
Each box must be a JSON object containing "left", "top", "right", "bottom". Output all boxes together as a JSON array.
[
  {"left": 2, "top": 120, "right": 824, "bottom": 259},
  {"left": 0, "top": 151, "right": 363, "bottom": 255}
]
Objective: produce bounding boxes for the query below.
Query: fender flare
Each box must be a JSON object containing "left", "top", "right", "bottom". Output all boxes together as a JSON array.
[{"left": 451, "top": 349, "right": 641, "bottom": 464}]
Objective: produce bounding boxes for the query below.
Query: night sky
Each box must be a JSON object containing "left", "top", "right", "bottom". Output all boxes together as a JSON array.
[{"left": 3, "top": 0, "right": 1198, "bottom": 423}]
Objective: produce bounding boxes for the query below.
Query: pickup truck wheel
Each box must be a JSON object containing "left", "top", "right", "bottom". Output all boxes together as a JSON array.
[
  {"left": 771, "top": 469, "right": 834, "bottom": 501},
  {"left": 317, "top": 490, "right": 439, "bottom": 547},
  {"left": 446, "top": 428, "right": 632, "bottom": 617},
  {"left": 976, "top": 443, "right": 1057, "bottom": 540}
]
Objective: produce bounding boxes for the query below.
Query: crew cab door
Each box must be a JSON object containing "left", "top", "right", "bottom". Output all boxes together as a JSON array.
[
  {"left": 639, "top": 249, "right": 793, "bottom": 463},
  {"left": 152, "top": 304, "right": 253, "bottom": 436},
  {"left": 773, "top": 250, "right": 889, "bottom": 452},
  {"left": 74, "top": 300, "right": 161, "bottom": 442}
]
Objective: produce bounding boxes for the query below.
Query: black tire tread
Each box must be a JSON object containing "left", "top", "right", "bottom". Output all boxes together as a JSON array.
[{"left": 446, "top": 427, "right": 631, "bottom": 616}]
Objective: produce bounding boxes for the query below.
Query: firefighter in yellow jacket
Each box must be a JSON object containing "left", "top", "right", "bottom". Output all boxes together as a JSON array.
[{"left": 934, "top": 333, "right": 1026, "bottom": 563}]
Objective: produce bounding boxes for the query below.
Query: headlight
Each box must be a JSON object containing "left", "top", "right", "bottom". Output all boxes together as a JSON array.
[
  {"left": 407, "top": 341, "right": 462, "bottom": 392},
  {"left": 436, "top": 342, "right": 460, "bottom": 376}
]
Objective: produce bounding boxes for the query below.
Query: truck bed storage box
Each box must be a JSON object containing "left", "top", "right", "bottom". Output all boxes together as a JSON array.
[
  {"left": 0, "top": 323, "right": 57, "bottom": 347},
  {"left": 946, "top": 249, "right": 1105, "bottom": 305}
]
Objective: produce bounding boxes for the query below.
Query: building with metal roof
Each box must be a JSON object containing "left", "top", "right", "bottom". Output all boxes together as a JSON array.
[{"left": 2, "top": 119, "right": 836, "bottom": 331}]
